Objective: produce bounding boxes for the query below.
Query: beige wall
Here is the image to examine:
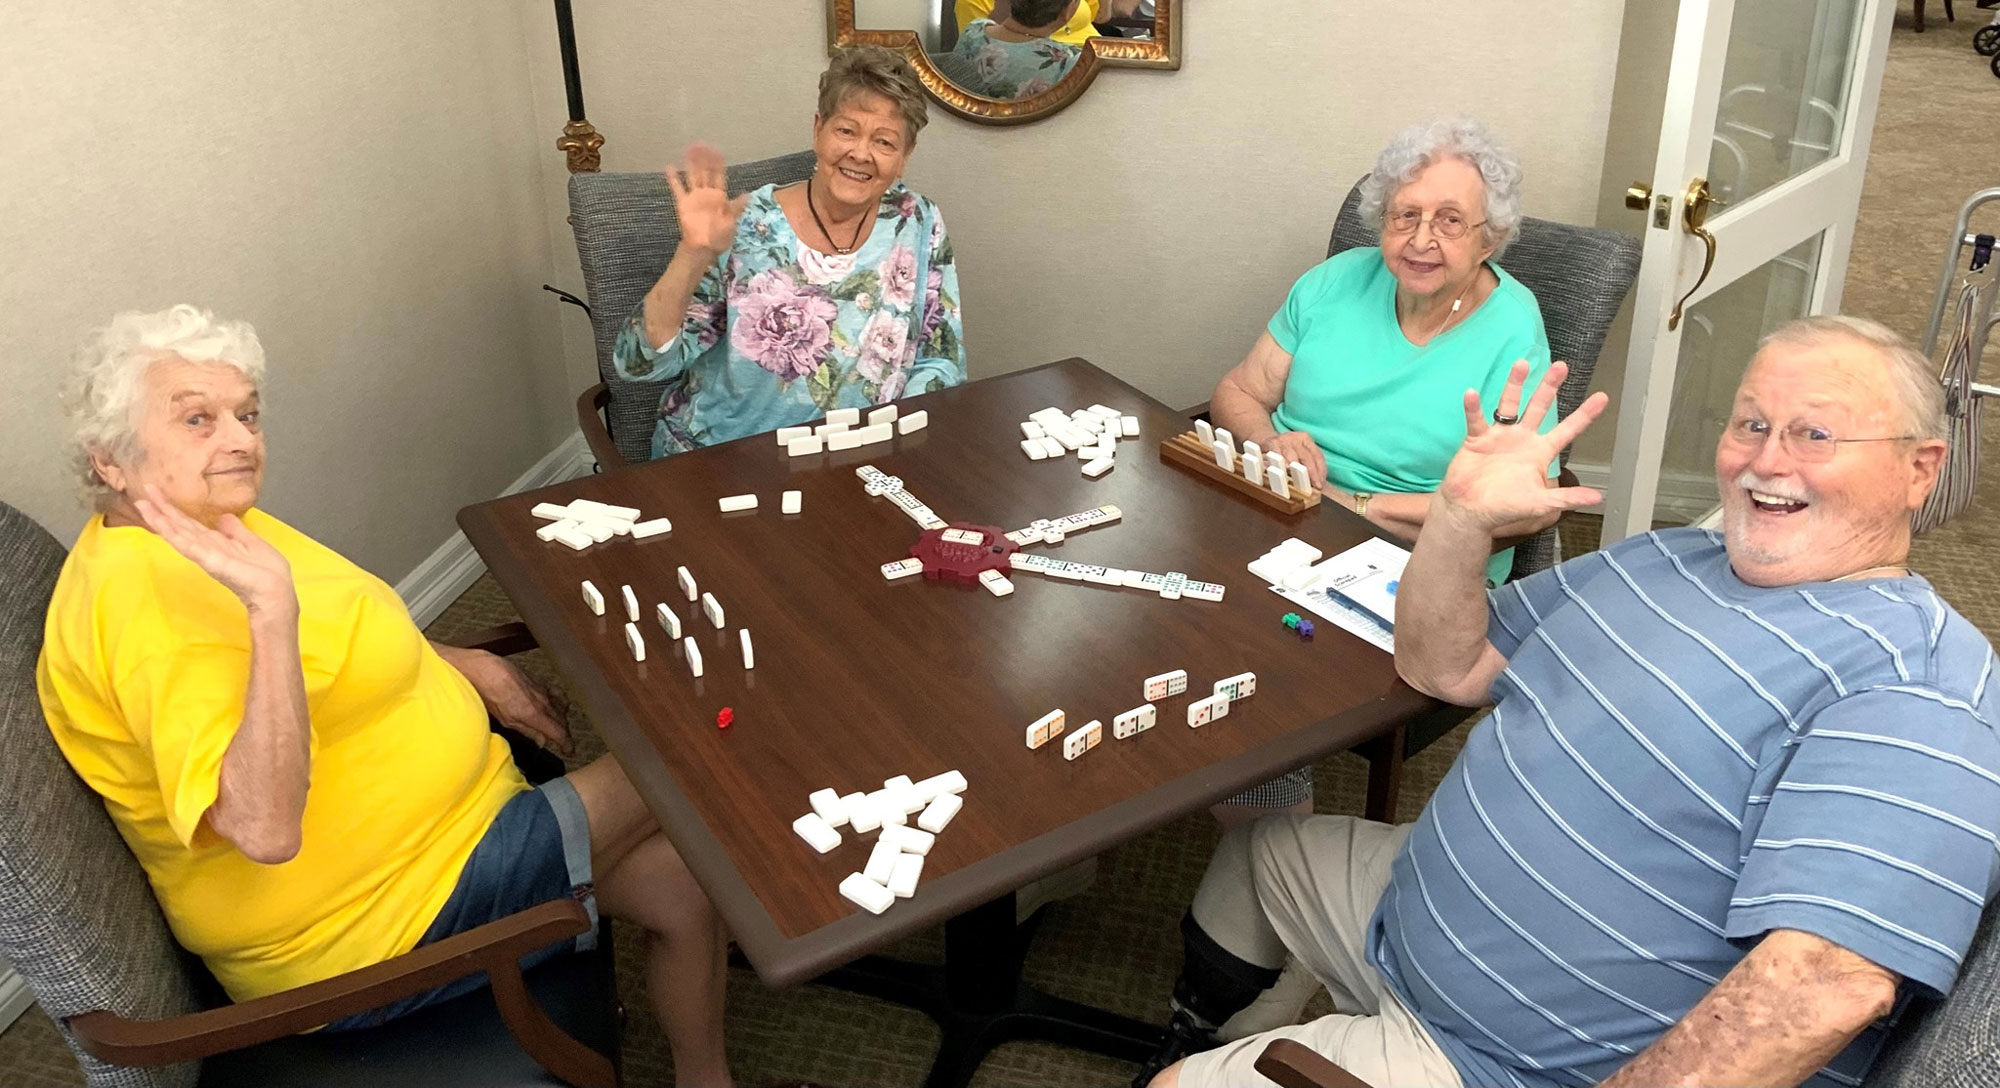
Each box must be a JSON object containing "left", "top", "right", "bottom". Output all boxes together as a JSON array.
[
  {"left": 528, "top": 0, "right": 1629, "bottom": 417},
  {"left": 0, "top": 2, "right": 574, "bottom": 579}
]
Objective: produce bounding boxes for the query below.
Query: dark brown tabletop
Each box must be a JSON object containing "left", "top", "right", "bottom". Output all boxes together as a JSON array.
[{"left": 457, "top": 358, "right": 1444, "bottom": 988}]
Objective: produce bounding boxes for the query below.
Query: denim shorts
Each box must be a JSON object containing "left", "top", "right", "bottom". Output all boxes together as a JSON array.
[{"left": 324, "top": 775, "right": 596, "bottom": 1031}]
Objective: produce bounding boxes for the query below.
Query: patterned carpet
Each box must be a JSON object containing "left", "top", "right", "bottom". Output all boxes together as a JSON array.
[{"left": 5, "top": 12, "right": 1996, "bottom": 1086}]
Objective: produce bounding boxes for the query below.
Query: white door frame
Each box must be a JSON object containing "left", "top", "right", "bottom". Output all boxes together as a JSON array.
[{"left": 1601, "top": 0, "right": 1897, "bottom": 541}]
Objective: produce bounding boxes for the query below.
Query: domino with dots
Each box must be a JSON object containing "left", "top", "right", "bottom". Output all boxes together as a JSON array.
[
  {"left": 656, "top": 602, "right": 681, "bottom": 638},
  {"left": 1112, "top": 703, "right": 1158, "bottom": 739},
  {"left": 882, "top": 558, "right": 925, "bottom": 581},
  {"left": 1063, "top": 720, "right": 1103, "bottom": 760},
  {"left": 1187, "top": 693, "right": 1228, "bottom": 727},
  {"left": 1214, "top": 671, "right": 1259, "bottom": 702},
  {"left": 1144, "top": 669, "right": 1189, "bottom": 701},
  {"left": 978, "top": 569, "right": 1014, "bottom": 597},
  {"left": 1026, "top": 709, "right": 1066, "bottom": 749}
]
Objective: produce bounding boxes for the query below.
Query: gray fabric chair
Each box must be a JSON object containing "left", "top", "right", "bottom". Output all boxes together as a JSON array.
[
  {"left": 0, "top": 500, "right": 619, "bottom": 1087},
  {"left": 567, "top": 151, "right": 820, "bottom": 467},
  {"left": 1324, "top": 177, "right": 1642, "bottom": 581}
]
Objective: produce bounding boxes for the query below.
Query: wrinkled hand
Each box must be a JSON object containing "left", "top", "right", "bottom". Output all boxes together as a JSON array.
[
  {"left": 1438, "top": 360, "right": 1608, "bottom": 534},
  {"left": 1266, "top": 431, "right": 1328, "bottom": 492},
  {"left": 666, "top": 144, "right": 750, "bottom": 260},
  {"left": 448, "top": 649, "right": 573, "bottom": 756},
  {"left": 133, "top": 485, "right": 295, "bottom": 613}
]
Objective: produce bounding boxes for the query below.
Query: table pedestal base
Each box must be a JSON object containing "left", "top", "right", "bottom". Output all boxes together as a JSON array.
[{"left": 816, "top": 893, "right": 1165, "bottom": 1088}]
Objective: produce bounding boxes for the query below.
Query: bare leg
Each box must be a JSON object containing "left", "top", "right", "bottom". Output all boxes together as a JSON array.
[
  {"left": 1210, "top": 797, "right": 1313, "bottom": 831},
  {"left": 569, "top": 756, "right": 731, "bottom": 1087}
]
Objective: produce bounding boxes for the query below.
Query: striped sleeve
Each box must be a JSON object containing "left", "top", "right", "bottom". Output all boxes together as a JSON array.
[
  {"left": 1726, "top": 687, "right": 2000, "bottom": 996},
  {"left": 1487, "top": 555, "right": 1575, "bottom": 658}
]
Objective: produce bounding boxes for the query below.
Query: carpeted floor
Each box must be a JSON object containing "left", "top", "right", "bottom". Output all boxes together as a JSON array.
[{"left": 5, "top": 12, "right": 1996, "bottom": 1087}]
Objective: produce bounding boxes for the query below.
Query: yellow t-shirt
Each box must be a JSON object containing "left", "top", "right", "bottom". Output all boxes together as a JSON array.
[
  {"left": 956, "top": 0, "right": 1101, "bottom": 44},
  {"left": 35, "top": 510, "right": 526, "bottom": 1002}
]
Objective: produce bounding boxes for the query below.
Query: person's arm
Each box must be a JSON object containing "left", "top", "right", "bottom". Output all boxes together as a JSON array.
[
  {"left": 1599, "top": 929, "right": 1898, "bottom": 1088},
  {"left": 430, "top": 643, "right": 572, "bottom": 756},
  {"left": 1209, "top": 331, "right": 1330, "bottom": 490},
  {"left": 132, "top": 487, "right": 310, "bottom": 864},
  {"left": 615, "top": 145, "right": 748, "bottom": 383},
  {"left": 904, "top": 210, "right": 966, "bottom": 394},
  {"left": 1395, "top": 362, "right": 1606, "bottom": 705},
  {"left": 1325, "top": 475, "right": 1560, "bottom": 543}
]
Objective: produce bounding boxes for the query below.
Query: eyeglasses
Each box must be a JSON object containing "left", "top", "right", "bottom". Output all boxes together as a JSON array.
[
  {"left": 1721, "top": 417, "right": 1919, "bottom": 463},
  {"left": 1384, "top": 208, "right": 1487, "bottom": 241}
]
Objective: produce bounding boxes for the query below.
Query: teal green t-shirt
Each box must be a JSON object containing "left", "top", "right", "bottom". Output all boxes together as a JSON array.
[{"left": 1267, "top": 247, "right": 1555, "bottom": 585}]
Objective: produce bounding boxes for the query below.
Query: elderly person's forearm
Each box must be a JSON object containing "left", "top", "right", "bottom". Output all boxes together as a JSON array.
[
  {"left": 1336, "top": 487, "right": 1557, "bottom": 542},
  {"left": 640, "top": 247, "right": 718, "bottom": 353},
  {"left": 207, "top": 596, "right": 313, "bottom": 864},
  {"left": 1393, "top": 494, "right": 1506, "bottom": 705},
  {"left": 1208, "top": 373, "right": 1281, "bottom": 445}
]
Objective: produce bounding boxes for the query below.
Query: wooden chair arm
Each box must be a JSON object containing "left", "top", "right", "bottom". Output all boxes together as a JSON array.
[
  {"left": 68, "top": 898, "right": 614, "bottom": 1088},
  {"left": 576, "top": 383, "right": 626, "bottom": 471},
  {"left": 447, "top": 621, "right": 539, "bottom": 658},
  {"left": 1493, "top": 466, "right": 1579, "bottom": 552},
  {"left": 1253, "top": 1038, "right": 1375, "bottom": 1088}
]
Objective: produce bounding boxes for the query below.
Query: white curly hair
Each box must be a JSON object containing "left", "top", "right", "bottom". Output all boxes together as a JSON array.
[{"left": 1357, "top": 117, "right": 1525, "bottom": 255}]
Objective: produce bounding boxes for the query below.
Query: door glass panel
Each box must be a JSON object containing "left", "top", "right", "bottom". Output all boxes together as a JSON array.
[
  {"left": 1657, "top": 233, "right": 1824, "bottom": 521},
  {"left": 1708, "top": 0, "right": 1862, "bottom": 206}
]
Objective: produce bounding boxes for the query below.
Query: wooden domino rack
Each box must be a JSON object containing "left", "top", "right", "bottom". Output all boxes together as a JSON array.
[{"left": 1157, "top": 430, "right": 1322, "bottom": 515}]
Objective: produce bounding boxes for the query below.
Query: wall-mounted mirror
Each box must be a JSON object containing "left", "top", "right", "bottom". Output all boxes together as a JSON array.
[{"left": 827, "top": 0, "right": 1180, "bottom": 125}]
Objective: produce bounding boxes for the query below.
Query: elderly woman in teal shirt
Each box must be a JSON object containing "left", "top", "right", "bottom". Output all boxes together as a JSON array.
[
  {"left": 614, "top": 47, "right": 965, "bottom": 457},
  {"left": 1207, "top": 117, "right": 1558, "bottom": 824}
]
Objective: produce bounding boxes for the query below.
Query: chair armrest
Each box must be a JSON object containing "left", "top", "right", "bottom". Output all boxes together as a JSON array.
[
  {"left": 576, "top": 383, "right": 626, "bottom": 471},
  {"left": 1492, "top": 467, "right": 1578, "bottom": 553},
  {"left": 447, "top": 621, "right": 539, "bottom": 658},
  {"left": 1253, "top": 1038, "right": 1375, "bottom": 1088},
  {"left": 68, "top": 898, "right": 613, "bottom": 1086}
]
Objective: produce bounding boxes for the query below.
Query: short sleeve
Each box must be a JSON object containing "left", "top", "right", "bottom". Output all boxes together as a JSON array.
[
  {"left": 1486, "top": 554, "right": 1577, "bottom": 658},
  {"left": 114, "top": 643, "right": 251, "bottom": 847},
  {"left": 1266, "top": 256, "right": 1349, "bottom": 355},
  {"left": 1728, "top": 687, "right": 2000, "bottom": 996}
]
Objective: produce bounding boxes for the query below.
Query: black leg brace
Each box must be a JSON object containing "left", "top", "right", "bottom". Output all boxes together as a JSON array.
[{"left": 1172, "top": 910, "right": 1283, "bottom": 1029}]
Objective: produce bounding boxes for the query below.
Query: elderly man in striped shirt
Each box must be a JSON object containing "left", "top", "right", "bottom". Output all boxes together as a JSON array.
[{"left": 1142, "top": 315, "right": 1999, "bottom": 1088}]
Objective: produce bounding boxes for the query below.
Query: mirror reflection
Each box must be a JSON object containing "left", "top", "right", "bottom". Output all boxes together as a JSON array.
[{"left": 854, "top": 0, "right": 1155, "bottom": 101}]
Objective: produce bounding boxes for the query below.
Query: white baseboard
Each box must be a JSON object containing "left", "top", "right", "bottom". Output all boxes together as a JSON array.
[
  {"left": 1567, "top": 460, "right": 1721, "bottom": 526},
  {"left": 395, "top": 433, "right": 595, "bottom": 629},
  {"left": 0, "top": 961, "right": 32, "bottom": 1032}
]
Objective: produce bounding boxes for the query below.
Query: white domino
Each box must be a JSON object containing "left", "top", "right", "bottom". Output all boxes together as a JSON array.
[
  {"left": 1144, "top": 669, "right": 1189, "bottom": 701},
  {"left": 864, "top": 839, "right": 901, "bottom": 885},
  {"left": 777, "top": 425, "right": 813, "bottom": 446},
  {"left": 1266, "top": 450, "right": 1285, "bottom": 471},
  {"left": 1037, "top": 435, "right": 1067, "bottom": 459},
  {"left": 531, "top": 502, "right": 572, "bottom": 520},
  {"left": 1266, "top": 463, "right": 1289, "bottom": 495},
  {"left": 579, "top": 520, "right": 615, "bottom": 543},
  {"left": 1187, "top": 693, "right": 1226, "bottom": 727},
  {"left": 1214, "top": 427, "right": 1235, "bottom": 450},
  {"left": 1215, "top": 672, "right": 1259, "bottom": 702},
  {"left": 1212, "top": 440, "right": 1235, "bottom": 471},
  {"left": 788, "top": 433, "right": 824, "bottom": 457},
  {"left": 1242, "top": 451, "right": 1265, "bottom": 484},
  {"left": 856, "top": 422, "right": 894, "bottom": 446},
  {"left": 882, "top": 558, "right": 925, "bottom": 581},
  {"left": 828, "top": 429, "right": 864, "bottom": 451},
  {"left": 631, "top": 517, "right": 672, "bottom": 539},
  {"left": 794, "top": 813, "right": 841, "bottom": 854},
  {"left": 683, "top": 637, "right": 703, "bottom": 678},
  {"left": 701, "top": 592, "right": 725, "bottom": 629},
  {"left": 1082, "top": 457, "right": 1114, "bottom": 479},
  {"left": 1022, "top": 439, "right": 1049, "bottom": 461},
  {"left": 678, "top": 566, "right": 697, "bottom": 602},
  {"left": 1183, "top": 579, "right": 1227, "bottom": 602},
  {"left": 1195, "top": 419, "right": 1215, "bottom": 446},
  {"left": 845, "top": 791, "right": 880, "bottom": 834},
  {"left": 884, "top": 775, "right": 926, "bottom": 815},
  {"left": 865, "top": 789, "right": 907, "bottom": 827},
  {"left": 826, "top": 407, "right": 861, "bottom": 428},
  {"left": 898, "top": 410, "right": 928, "bottom": 435},
  {"left": 780, "top": 490, "right": 802, "bottom": 515},
  {"left": 1026, "top": 709, "right": 1066, "bottom": 749},
  {"left": 620, "top": 584, "right": 639, "bottom": 622},
  {"left": 739, "top": 628, "right": 755, "bottom": 669},
  {"left": 979, "top": 569, "right": 1014, "bottom": 597},
  {"left": 1288, "top": 461, "right": 1311, "bottom": 493},
  {"left": 624, "top": 622, "right": 645, "bottom": 662},
  {"left": 888, "top": 853, "right": 924, "bottom": 898},
  {"left": 1242, "top": 439, "right": 1262, "bottom": 465},
  {"left": 1087, "top": 404, "right": 1120, "bottom": 419},
  {"left": 580, "top": 580, "right": 604, "bottom": 615},
  {"left": 656, "top": 602, "right": 681, "bottom": 638},
  {"left": 914, "top": 770, "right": 968, "bottom": 801},
  {"left": 718, "top": 494, "right": 758, "bottom": 513},
  {"left": 1112, "top": 703, "right": 1158, "bottom": 739},
  {"left": 1021, "top": 420, "right": 1046, "bottom": 440},
  {"left": 1120, "top": 415, "right": 1140, "bottom": 438},
  {"left": 867, "top": 404, "right": 899, "bottom": 426},
  {"left": 536, "top": 519, "right": 575, "bottom": 542},
  {"left": 1063, "top": 720, "right": 1103, "bottom": 760},
  {"left": 840, "top": 872, "right": 894, "bottom": 915},
  {"left": 918, "top": 792, "right": 963, "bottom": 833},
  {"left": 554, "top": 523, "right": 593, "bottom": 550},
  {"left": 810, "top": 788, "right": 848, "bottom": 828},
  {"left": 815, "top": 421, "right": 851, "bottom": 438},
  {"left": 880, "top": 823, "right": 935, "bottom": 857}
]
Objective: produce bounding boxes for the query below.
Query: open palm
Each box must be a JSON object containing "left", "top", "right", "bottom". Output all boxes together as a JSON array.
[
  {"left": 134, "top": 485, "right": 294, "bottom": 610},
  {"left": 1439, "top": 361, "right": 1610, "bottom": 533},
  {"left": 667, "top": 144, "right": 750, "bottom": 259}
]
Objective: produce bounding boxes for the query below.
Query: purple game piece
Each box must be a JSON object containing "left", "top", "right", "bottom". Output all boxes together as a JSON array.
[{"left": 1297, "top": 619, "right": 1315, "bottom": 638}]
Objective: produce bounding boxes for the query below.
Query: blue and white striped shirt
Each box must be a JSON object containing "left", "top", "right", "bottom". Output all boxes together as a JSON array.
[{"left": 1370, "top": 528, "right": 2000, "bottom": 1087}]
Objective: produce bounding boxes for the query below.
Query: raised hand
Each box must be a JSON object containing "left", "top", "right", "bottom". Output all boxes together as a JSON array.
[
  {"left": 1438, "top": 361, "right": 1609, "bottom": 534},
  {"left": 1267, "top": 431, "right": 1329, "bottom": 492},
  {"left": 133, "top": 484, "right": 295, "bottom": 613},
  {"left": 666, "top": 144, "right": 751, "bottom": 261}
]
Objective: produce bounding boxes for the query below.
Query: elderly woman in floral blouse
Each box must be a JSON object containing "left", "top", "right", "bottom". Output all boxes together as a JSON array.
[{"left": 614, "top": 46, "right": 965, "bottom": 457}]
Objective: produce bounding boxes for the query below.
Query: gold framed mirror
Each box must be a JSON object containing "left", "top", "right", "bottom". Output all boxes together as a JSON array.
[{"left": 826, "top": 0, "right": 1180, "bottom": 125}]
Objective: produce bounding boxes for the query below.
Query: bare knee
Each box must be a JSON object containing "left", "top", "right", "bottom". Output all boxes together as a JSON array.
[{"left": 597, "top": 832, "right": 713, "bottom": 938}]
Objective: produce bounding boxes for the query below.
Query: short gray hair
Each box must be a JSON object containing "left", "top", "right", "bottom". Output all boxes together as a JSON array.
[
  {"left": 1757, "top": 315, "right": 1946, "bottom": 441},
  {"left": 62, "top": 305, "right": 267, "bottom": 508},
  {"left": 819, "top": 46, "right": 929, "bottom": 147},
  {"left": 1357, "top": 117, "right": 1525, "bottom": 255}
]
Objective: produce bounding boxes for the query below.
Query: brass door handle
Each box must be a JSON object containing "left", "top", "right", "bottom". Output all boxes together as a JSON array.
[{"left": 1668, "top": 178, "right": 1721, "bottom": 331}]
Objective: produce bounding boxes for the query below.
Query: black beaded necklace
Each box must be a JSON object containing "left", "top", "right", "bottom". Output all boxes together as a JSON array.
[{"left": 805, "top": 174, "right": 867, "bottom": 255}]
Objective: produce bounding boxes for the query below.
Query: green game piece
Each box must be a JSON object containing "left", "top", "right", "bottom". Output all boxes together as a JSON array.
[{"left": 1282, "top": 612, "right": 1301, "bottom": 628}]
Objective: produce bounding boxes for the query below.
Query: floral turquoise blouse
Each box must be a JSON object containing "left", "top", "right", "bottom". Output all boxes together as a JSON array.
[
  {"left": 951, "top": 20, "right": 1083, "bottom": 100},
  {"left": 613, "top": 181, "right": 965, "bottom": 457}
]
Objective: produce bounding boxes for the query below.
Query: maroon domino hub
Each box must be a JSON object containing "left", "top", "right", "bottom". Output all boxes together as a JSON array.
[{"left": 908, "top": 523, "right": 1018, "bottom": 585}]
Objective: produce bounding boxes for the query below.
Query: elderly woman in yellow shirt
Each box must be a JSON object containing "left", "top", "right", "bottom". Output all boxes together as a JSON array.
[
  {"left": 955, "top": 0, "right": 1145, "bottom": 44},
  {"left": 35, "top": 306, "right": 731, "bottom": 1086}
]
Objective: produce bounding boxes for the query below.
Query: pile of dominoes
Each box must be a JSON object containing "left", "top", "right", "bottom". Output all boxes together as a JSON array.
[
  {"left": 1026, "top": 667, "right": 1259, "bottom": 761},
  {"left": 1248, "top": 537, "right": 1324, "bottom": 590},
  {"left": 790, "top": 770, "right": 968, "bottom": 914},
  {"left": 1191, "top": 419, "right": 1313, "bottom": 500},
  {"left": 1018, "top": 403, "right": 1142, "bottom": 479},
  {"left": 531, "top": 498, "right": 672, "bottom": 550},
  {"left": 778, "top": 404, "right": 928, "bottom": 457}
]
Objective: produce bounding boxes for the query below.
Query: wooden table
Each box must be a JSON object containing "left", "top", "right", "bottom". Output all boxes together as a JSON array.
[{"left": 458, "top": 358, "right": 1453, "bottom": 1085}]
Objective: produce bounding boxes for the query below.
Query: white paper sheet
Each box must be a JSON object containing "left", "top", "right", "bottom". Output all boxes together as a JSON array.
[{"left": 1266, "top": 538, "right": 1411, "bottom": 654}]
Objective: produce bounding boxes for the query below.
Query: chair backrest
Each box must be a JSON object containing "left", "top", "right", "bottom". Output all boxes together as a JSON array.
[
  {"left": 567, "top": 151, "right": 820, "bottom": 465},
  {"left": 0, "top": 501, "right": 203, "bottom": 1087},
  {"left": 1326, "top": 178, "right": 1642, "bottom": 578},
  {"left": 1864, "top": 903, "right": 2000, "bottom": 1088}
]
